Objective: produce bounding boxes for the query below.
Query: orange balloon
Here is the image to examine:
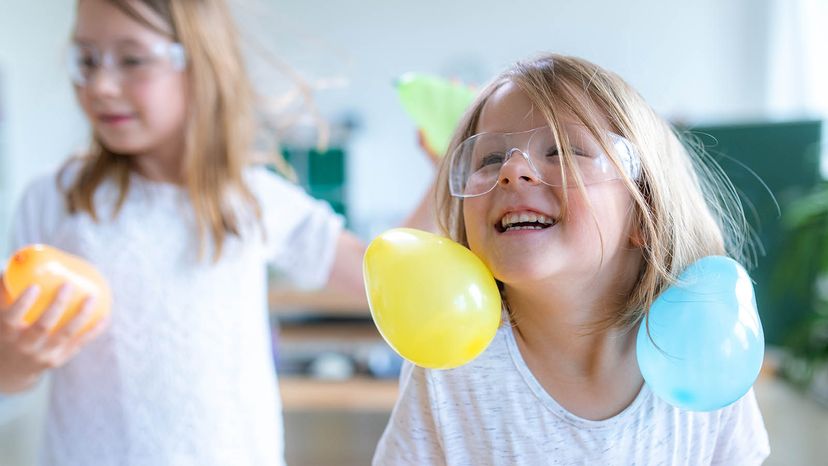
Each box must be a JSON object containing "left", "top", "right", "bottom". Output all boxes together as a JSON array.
[{"left": 2, "top": 244, "right": 111, "bottom": 335}]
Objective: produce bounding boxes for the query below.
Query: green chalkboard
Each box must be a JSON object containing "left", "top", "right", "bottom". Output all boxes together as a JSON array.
[{"left": 687, "top": 120, "right": 823, "bottom": 344}]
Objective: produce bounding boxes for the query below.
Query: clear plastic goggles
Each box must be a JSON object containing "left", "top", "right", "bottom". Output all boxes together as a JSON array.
[
  {"left": 448, "top": 126, "right": 640, "bottom": 198},
  {"left": 67, "top": 41, "right": 187, "bottom": 87}
]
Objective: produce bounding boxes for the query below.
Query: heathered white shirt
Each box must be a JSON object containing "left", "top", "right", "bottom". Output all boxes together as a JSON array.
[
  {"left": 374, "top": 324, "right": 770, "bottom": 466},
  {"left": 6, "top": 165, "right": 343, "bottom": 466}
]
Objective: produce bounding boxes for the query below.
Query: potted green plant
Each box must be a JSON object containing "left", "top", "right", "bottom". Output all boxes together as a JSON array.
[{"left": 775, "top": 184, "right": 828, "bottom": 405}]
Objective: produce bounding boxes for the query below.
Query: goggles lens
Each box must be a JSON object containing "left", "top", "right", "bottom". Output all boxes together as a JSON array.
[
  {"left": 68, "top": 41, "right": 186, "bottom": 87},
  {"left": 448, "top": 126, "right": 639, "bottom": 198}
]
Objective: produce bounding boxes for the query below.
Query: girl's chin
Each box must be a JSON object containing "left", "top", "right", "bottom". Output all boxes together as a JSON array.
[
  {"left": 492, "top": 267, "right": 558, "bottom": 287},
  {"left": 95, "top": 135, "right": 148, "bottom": 155},
  {"left": 493, "top": 261, "right": 591, "bottom": 288}
]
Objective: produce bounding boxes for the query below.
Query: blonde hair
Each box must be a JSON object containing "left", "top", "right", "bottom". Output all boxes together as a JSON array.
[
  {"left": 435, "top": 53, "right": 751, "bottom": 330},
  {"left": 63, "top": 0, "right": 263, "bottom": 260}
]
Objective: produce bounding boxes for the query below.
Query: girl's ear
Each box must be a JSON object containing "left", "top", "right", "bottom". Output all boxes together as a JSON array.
[{"left": 629, "top": 220, "right": 646, "bottom": 248}]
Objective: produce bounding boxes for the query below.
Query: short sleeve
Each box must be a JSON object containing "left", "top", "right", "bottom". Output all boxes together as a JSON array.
[
  {"left": 247, "top": 168, "right": 344, "bottom": 290},
  {"left": 6, "top": 173, "right": 64, "bottom": 255},
  {"left": 372, "top": 362, "right": 446, "bottom": 465},
  {"left": 710, "top": 388, "right": 771, "bottom": 465}
]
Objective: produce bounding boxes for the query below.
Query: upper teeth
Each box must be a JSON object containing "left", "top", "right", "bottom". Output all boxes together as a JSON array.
[{"left": 501, "top": 212, "right": 555, "bottom": 229}]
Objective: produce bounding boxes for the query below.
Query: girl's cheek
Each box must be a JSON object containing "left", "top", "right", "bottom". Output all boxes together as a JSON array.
[
  {"left": 124, "top": 85, "right": 153, "bottom": 111},
  {"left": 74, "top": 90, "right": 93, "bottom": 115},
  {"left": 462, "top": 203, "right": 485, "bottom": 241},
  {"left": 137, "top": 81, "right": 187, "bottom": 124}
]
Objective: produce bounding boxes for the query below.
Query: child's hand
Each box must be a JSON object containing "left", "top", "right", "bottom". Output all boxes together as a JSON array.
[{"left": 0, "top": 276, "right": 109, "bottom": 394}]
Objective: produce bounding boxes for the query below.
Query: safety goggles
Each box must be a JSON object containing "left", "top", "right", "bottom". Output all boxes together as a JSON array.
[
  {"left": 448, "top": 126, "right": 640, "bottom": 198},
  {"left": 67, "top": 41, "right": 186, "bottom": 87}
]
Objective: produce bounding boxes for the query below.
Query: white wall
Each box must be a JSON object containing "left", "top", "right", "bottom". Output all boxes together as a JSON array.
[
  {"left": 0, "top": 0, "right": 774, "bottom": 252},
  {"left": 0, "top": 1, "right": 88, "bottom": 256},
  {"left": 249, "top": 0, "right": 771, "bottom": 236}
]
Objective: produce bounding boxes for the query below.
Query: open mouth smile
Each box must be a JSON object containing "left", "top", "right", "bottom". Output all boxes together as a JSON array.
[{"left": 496, "top": 211, "right": 558, "bottom": 233}]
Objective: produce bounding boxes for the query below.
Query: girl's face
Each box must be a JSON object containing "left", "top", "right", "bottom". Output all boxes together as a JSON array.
[
  {"left": 72, "top": 0, "right": 187, "bottom": 160},
  {"left": 462, "top": 82, "right": 638, "bottom": 290}
]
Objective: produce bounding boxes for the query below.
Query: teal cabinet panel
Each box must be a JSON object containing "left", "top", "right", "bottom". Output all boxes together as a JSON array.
[{"left": 280, "top": 146, "right": 348, "bottom": 220}]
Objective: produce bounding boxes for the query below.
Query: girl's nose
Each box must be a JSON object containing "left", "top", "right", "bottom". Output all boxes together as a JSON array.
[
  {"left": 85, "top": 69, "right": 122, "bottom": 97},
  {"left": 497, "top": 150, "right": 541, "bottom": 188}
]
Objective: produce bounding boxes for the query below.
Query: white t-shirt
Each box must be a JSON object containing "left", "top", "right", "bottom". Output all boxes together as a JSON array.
[
  {"left": 374, "top": 324, "right": 770, "bottom": 466},
  {"left": 6, "top": 165, "right": 343, "bottom": 466}
]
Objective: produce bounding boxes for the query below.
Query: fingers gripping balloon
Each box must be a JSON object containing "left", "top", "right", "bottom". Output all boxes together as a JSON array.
[
  {"left": 395, "top": 73, "right": 477, "bottom": 157},
  {"left": 636, "top": 256, "right": 765, "bottom": 411},
  {"left": 363, "top": 228, "right": 501, "bottom": 369},
  {"left": 3, "top": 244, "right": 112, "bottom": 335}
]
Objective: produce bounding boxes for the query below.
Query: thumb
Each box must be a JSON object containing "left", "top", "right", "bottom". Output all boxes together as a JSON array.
[{"left": 0, "top": 274, "right": 11, "bottom": 308}]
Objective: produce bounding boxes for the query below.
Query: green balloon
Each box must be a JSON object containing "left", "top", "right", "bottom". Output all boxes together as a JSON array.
[{"left": 396, "top": 73, "right": 476, "bottom": 157}]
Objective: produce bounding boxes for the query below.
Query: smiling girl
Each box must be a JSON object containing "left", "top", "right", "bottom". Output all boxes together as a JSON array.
[
  {"left": 0, "top": 1, "right": 432, "bottom": 465},
  {"left": 374, "top": 54, "right": 769, "bottom": 465}
]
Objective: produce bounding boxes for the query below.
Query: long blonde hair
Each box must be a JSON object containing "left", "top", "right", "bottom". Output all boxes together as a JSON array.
[
  {"left": 63, "top": 0, "right": 261, "bottom": 260},
  {"left": 435, "top": 54, "right": 751, "bottom": 330}
]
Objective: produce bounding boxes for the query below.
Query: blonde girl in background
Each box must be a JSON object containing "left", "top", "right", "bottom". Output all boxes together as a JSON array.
[
  {"left": 0, "top": 0, "right": 432, "bottom": 464},
  {"left": 373, "top": 54, "right": 770, "bottom": 465}
]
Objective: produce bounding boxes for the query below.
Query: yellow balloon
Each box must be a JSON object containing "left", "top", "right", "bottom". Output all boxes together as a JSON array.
[{"left": 363, "top": 228, "right": 501, "bottom": 369}]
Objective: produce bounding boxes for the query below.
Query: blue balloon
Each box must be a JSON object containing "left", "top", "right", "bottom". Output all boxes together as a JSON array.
[{"left": 636, "top": 256, "right": 764, "bottom": 411}]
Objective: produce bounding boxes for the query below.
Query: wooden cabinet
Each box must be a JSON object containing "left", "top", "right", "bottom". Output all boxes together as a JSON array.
[
  {"left": 270, "top": 286, "right": 400, "bottom": 413},
  {"left": 270, "top": 286, "right": 399, "bottom": 465}
]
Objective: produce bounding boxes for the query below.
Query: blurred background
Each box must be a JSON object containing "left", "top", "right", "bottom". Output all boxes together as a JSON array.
[{"left": 1, "top": 0, "right": 827, "bottom": 465}]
